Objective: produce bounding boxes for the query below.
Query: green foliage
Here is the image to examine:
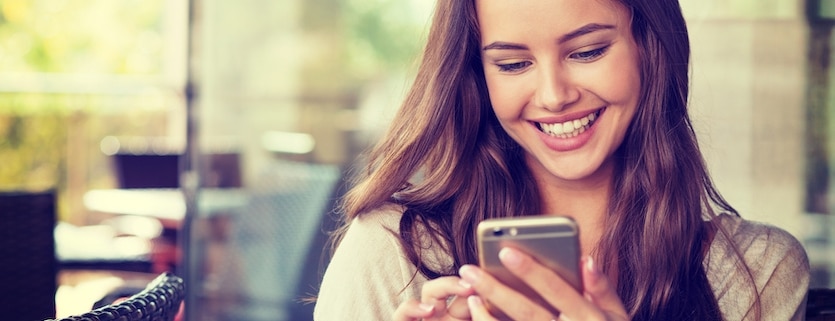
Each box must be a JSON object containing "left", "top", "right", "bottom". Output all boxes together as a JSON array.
[
  {"left": 0, "top": 0, "right": 168, "bottom": 221},
  {"left": 342, "top": 0, "right": 433, "bottom": 79},
  {"left": 0, "top": 0, "right": 164, "bottom": 74},
  {"left": 0, "top": 112, "right": 66, "bottom": 191}
]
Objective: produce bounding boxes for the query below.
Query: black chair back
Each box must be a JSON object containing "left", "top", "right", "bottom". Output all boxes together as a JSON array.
[
  {"left": 808, "top": 288, "right": 835, "bottom": 321},
  {"left": 0, "top": 190, "right": 57, "bottom": 321},
  {"left": 114, "top": 154, "right": 180, "bottom": 189}
]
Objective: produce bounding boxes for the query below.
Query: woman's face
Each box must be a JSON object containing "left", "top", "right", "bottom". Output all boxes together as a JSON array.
[{"left": 477, "top": 0, "right": 640, "bottom": 184}]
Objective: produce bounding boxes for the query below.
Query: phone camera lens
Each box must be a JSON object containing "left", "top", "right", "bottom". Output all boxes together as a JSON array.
[{"left": 492, "top": 228, "right": 503, "bottom": 237}]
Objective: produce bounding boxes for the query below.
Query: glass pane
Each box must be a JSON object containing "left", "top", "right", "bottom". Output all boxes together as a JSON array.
[{"left": 185, "top": 0, "right": 431, "bottom": 320}]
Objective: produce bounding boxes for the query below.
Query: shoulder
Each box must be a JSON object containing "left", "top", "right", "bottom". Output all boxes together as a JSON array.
[
  {"left": 313, "top": 205, "right": 435, "bottom": 320},
  {"left": 345, "top": 203, "right": 405, "bottom": 238},
  {"left": 710, "top": 213, "right": 808, "bottom": 272},
  {"left": 706, "top": 213, "right": 810, "bottom": 320},
  {"left": 323, "top": 204, "right": 413, "bottom": 281}
]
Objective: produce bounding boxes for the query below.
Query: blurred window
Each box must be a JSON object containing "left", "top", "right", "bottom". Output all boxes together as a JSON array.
[{"left": 0, "top": 0, "right": 187, "bottom": 223}]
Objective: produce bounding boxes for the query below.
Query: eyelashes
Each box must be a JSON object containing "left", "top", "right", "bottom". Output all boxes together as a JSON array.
[
  {"left": 569, "top": 45, "right": 609, "bottom": 61},
  {"left": 497, "top": 61, "right": 532, "bottom": 72},
  {"left": 493, "top": 45, "right": 611, "bottom": 73}
]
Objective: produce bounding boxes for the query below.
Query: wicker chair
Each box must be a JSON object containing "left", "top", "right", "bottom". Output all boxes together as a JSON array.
[
  {"left": 49, "top": 272, "right": 185, "bottom": 321},
  {"left": 808, "top": 288, "right": 835, "bottom": 321}
]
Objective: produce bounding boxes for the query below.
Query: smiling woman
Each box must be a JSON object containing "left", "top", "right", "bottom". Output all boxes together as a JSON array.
[
  {"left": 313, "top": 0, "right": 810, "bottom": 320},
  {"left": 478, "top": 0, "right": 640, "bottom": 184}
]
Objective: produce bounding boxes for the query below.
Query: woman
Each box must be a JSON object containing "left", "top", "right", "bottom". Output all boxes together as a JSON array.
[{"left": 314, "top": 0, "right": 810, "bottom": 320}]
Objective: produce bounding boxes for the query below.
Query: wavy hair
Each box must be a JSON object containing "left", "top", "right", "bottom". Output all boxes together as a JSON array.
[{"left": 336, "top": 0, "right": 755, "bottom": 319}]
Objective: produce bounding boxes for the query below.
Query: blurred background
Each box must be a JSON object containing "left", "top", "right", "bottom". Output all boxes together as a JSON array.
[{"left": 0, "top": 0, "right": 832, "bottom": 320}]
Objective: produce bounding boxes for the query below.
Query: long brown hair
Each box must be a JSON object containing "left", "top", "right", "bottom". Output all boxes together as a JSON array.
[{"left": 336, "top": 0, "right": 751, "bottom": 319}]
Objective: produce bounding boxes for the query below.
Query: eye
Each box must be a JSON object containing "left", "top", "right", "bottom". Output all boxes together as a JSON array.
[
  {"left": 569, "top": 45, "right": 609, "bottom": 62},
  {"left": 496, "top": 61, "right": 532, "bottom": 73}
]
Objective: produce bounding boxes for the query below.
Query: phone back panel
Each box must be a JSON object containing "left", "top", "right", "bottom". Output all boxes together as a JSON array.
[{"left": 476, "top": 216, "right": 581, "bottom": 320}]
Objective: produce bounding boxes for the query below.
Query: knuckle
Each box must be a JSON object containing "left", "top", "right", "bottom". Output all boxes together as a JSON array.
[
  {"left": 581, "top": 310, "right": 612, "bottom": 321},
  {"left": 513, "top": 306, "right": 538, "bottom": 321},
  {"left": 589, "top": 312, "right": 608, "bottom": 321},
  {"left": 421, "top": 277, "right": 450, "bottom": 297}
]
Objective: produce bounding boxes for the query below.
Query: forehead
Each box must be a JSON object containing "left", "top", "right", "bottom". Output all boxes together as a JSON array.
[{"left": 476, "top": 0, "right": 631, "bottom": 41}]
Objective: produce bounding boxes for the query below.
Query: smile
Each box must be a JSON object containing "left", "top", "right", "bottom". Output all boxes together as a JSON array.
[{"left": 536, "top": 109, "right": 604, "bottom": 138}]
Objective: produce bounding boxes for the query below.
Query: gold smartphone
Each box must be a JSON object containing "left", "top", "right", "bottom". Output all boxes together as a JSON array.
[{"left": 476, "top": 215, "right": 582, "bottom": 320}]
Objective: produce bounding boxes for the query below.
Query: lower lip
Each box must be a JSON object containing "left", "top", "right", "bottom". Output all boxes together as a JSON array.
[{"left": 534, "top": 116, "right": 599, "bottom": 152}]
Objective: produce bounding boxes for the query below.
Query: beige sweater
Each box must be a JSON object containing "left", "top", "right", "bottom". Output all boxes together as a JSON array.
[{"left": 314, "top": 206, "right": 810, "bottom": 320}]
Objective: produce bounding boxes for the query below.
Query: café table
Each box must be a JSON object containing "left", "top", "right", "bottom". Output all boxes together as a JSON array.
[
  {"left": 83, "top": 188, "right": 249, "bottom": 222},
  {"left": 71, "top": 188, "right": 248, "bottom": 274}
]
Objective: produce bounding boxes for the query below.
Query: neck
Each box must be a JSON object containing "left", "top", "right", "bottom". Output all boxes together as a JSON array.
[{"left": 534, "top": 160, "right": 613, "bottom": 257}]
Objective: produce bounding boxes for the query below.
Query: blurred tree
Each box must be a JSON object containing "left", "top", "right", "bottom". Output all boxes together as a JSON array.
[
  {"left": 341, "top": 0, "right": 432, "bottom": 81},
  {"left": 0, "top": 94, "right": 67, "bottom": 191},
  {"left": 0, "top": 0, "right": 169, "bottom": 221},
  {"left": 0, "top": 0, "right": 164, "bottom": 74}
]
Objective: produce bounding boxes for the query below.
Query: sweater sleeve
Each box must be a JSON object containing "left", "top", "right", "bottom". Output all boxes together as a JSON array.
[
  {"left": 313, "top": 208, "right": 424, "bottom": 320},
  {"left": 752, "top": 226, "right": 810, "bottom": 321},
  {"left": 708, "top": 215, "right": 810, "bottom": 320}
]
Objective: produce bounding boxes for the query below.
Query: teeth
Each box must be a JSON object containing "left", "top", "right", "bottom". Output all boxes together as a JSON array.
[
  {"left": 563, "top": 121, "right": 574, "bottom": 132},
  {"left": 538, "top": 110, "right": 600, "bottom": 138}
]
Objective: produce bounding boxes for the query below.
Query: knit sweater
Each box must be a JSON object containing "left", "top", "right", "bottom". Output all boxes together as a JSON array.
[{"left": 314, "top": 205, "right": 810, "bottom": 320}]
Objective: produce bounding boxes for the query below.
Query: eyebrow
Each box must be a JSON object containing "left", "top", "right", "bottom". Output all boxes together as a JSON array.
[
  {"left": 559, "top": 23, "right": 615, "bottom": 43},
  {"left": 482, "top": 23, "right": 616, "bottom": 51}
]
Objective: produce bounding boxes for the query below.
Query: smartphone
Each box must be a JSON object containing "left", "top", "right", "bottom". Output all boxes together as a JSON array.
[{"left": 476, "top": 215, "right": 582, "bottom": 320}]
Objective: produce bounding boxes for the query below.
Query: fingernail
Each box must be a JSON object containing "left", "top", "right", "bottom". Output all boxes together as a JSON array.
[
  {"left": 418, "top": 302, "right": 434, "bottom": 312},
  {"left": 585, "top": 256, "right": 600, "bottom": 276},
  {"left": 499, "top": 247, "right": 522, "bottom": 268},
  {"left": 459, "top": 265, "right": 480, "bottom": 285},
  {"left": 458, "top": 279, "right": 472, "bottom": 289},
  {"left": 467, "top": 295, "right": 484, "bottom": 308}
]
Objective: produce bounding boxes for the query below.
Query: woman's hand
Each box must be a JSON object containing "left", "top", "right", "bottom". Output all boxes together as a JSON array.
[
  {"left": 393, "top": 275, "right": 476, "bottom": 321},
  {"left": 462, "top": 248, "right": 629, "bottom": 321}
]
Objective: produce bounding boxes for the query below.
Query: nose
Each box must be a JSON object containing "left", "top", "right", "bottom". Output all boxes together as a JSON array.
[{"left": 533, "top": 65, "right": 580, "bottom": 112}]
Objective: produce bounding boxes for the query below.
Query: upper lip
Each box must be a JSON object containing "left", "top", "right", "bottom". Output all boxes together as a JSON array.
[{"left": 530, "top": 107, "right": 604, "bottom": 124}]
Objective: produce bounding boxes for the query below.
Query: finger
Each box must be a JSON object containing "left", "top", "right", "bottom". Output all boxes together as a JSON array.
[
  {"left": 420, "top": 276, "right": 475, "bottom": 318},
  {"left": 580, "top": 256, "right": 628, "bottom": 318},
  {"left": 421, "top": 276, "right": 475, "bottom": 301},
  {"left": 495, "top": 247, "right": 587, "bottom": 319},
  {"left": 446, "top": 295, "right": 472, "bottom": 320},
  {"left": 459, "top": 264, "right": 554, "bottom": 320},
  {"left": 466, "top": 296, "right": 499, "bottom": 321},
  {"left": 392, "top": 299, "right": 435, "bottom": 321}
]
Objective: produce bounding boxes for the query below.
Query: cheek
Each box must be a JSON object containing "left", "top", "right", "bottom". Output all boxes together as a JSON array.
[
  {"left": 612, "top": 66, "right": 641, "bottom": 104},
  {"left": 587, "top": 55, "right": 641, "bottom": 106},
  {"left": 485, "top": 76, "right": 526, "bottom": 121},
  {"left": 611, "top": 51, "right": 642, "bottom": 105},
  {"left": 486, "top": 81, "right": 509, "bottom": 119}
]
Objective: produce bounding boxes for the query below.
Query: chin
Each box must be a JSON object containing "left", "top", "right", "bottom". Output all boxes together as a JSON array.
[
  {"left": 548, "top": 167, "right": 600, "bottom": 181},
  {"left": 538, "top": 151, "right": 614, "bottom": 183}
]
